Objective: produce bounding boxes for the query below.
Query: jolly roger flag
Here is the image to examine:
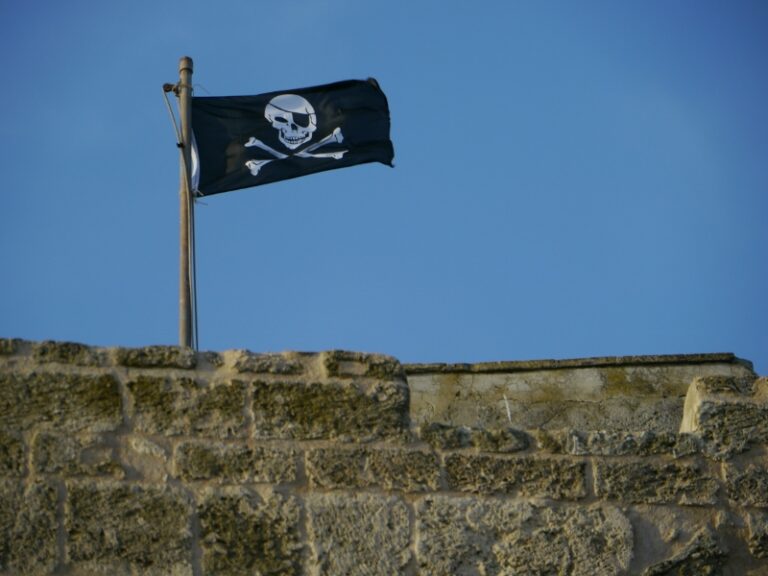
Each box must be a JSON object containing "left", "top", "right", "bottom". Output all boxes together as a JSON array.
[{"left": 190, "top": 78, "right": 394, "bottom": 196}]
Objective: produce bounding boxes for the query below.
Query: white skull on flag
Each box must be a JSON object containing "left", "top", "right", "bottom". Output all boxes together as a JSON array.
[{"left": 264, "top": 94, "right": 317, "bottom": 150}]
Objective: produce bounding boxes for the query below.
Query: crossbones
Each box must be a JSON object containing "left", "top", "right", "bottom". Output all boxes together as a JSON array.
[{"left": 245, "top": 127, "right": 347, "bottom": 176}]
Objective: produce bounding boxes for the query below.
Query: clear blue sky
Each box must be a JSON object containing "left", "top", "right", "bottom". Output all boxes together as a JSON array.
[{"left": 1, "top": 1, "right": 766, "bottom": 374}]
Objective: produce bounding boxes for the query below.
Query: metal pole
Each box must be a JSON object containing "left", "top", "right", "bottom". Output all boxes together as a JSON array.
[{"left": 177, "top": 56, "right": 194, "bottom": 348}]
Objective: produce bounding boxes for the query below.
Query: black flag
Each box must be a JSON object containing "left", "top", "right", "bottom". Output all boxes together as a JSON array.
[{"left": 190, "top": 79, "right": 394, "bottom": 196}]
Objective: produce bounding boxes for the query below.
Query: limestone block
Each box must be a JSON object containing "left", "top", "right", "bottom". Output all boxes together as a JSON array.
[
  {"left": 121, "top": 436, "right": 170, "bottom": 483},
  {"left": 0, "top": 372, "right": 122, "bottom": 433},
  {"left": 0, "top": 432, "right": 24, "bottom": 476},
  {"left": 680, "top": 376, "right": 767, "bottom": 458},
  {"left": 408, "top": 354, "right": 753, "bottom": 432},
  {"left": 726, "top": 464, "right": 768, "bottom": 508},
  {"left": 595, "top": 461, "right": 719, "bottom": 505},
  {"left": 0, "top": 479, "right": 58, "bottom": 576},
  {"left": 415, "top": 495, "right": 632, "bottom": 575},
  {"left": 251, "top": 378, "right": 408, "bottom": 441},
  {"left": 114, "top": 345, "right": 196, "bottom": 369},
  {"left": 367, "top": 448, "right": 441, "bottom": 491},
  {"left": 306, "top": 493, "right": 410, "bottom": 575},
  {"left": 32, "top": 432, "right": 122, "bottom": 478},
  {"left": 445, "top": 453, "right": 588, "bottom": 499},
  {"left": 746, "top": 511, "right": 768, "bottom": 558},
  {"left": 65, "top": 480, "right": 193, "bottom": 575},
  {"left": 420, "top": 423, "right": 530, "bottom": 453},
  {"left": 306, "top": 447, "right": 440, "bottom": 492},
  {"left": 537, "top": 430, "right": 701, "bottom": 458},
  {"left": 232, "top": 350, "right": 307, "bottom": 375},
  {"left": 33, "top": 340, "right": 105, "bottom": 366},
  {"left": 198, "top": 487, "right": 302, "bottom": 576},
  {"left": 321, "top": 350, "right": 405, "bottom": 380},
  {"left": 174, "top": 441, "right": 297, "bottom": 484},
  {"left": 641, "top": 527, "right": 726, "bottom": 575},
  {"left": 305, "top": 447, "right": 367, "bottom": 488},
  {"left": 0, "top": 338, "right": 20, "bottom": 355},
  {"left": 127, "top": 376, "right": 247, "bottom": 438}
]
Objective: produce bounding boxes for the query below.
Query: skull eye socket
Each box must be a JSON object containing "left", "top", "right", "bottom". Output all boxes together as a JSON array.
[{"left": 273, "top": 116, "right": 289, "bottom": 124}]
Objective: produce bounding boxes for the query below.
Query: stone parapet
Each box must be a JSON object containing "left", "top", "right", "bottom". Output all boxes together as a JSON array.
[{"left": 0, "top": 338, "right": 766, "bottom": 575}]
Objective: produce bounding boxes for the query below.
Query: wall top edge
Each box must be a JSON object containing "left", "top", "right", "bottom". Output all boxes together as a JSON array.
[{"left": 405, "top": 353, "right": 754, "bottom": 375}]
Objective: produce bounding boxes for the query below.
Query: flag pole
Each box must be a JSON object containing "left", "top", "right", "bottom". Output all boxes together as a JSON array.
[{"left": 177, "top": 56, "right": 195, "bottom": 348}]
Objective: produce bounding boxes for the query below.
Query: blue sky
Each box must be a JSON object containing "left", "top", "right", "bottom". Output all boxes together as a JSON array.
[{"left": 1, "top": 1, "right": 766, "bottom": 374}]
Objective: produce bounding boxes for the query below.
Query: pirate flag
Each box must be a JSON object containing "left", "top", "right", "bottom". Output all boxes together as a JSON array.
[{"left": 190, "top": 78, "right": 394, "bottom": 196}]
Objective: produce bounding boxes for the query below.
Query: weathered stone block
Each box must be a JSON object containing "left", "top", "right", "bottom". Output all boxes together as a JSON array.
[
  {"left": 421, "top": 423, "right": 529, "bottom": 453},
  {"left": 306, "top": 493, "right": 410, "bottom": 575},
  {"left": 0, "top": 480, "right": 19, "bottom": 572},
  {"left": 0, "top": 479, "right": 58, "bottom": 575},
  {"left": 322, "top": 350, "right": 405, "bottom": 380},
  {"left": 306, "top": 447, "right": 440, "bottom": 492},
  {"left": 681, "top": 375, "right": 767, "bottom": 458},
  {"left": 306, "top": 448, "right": 367, "bottom": 488},
  {"left": 127, "top": 376, "right": 246, "bottom": 437},
  {"left": 32, "top": 432, "right": 122, "bottom": 478},
  {"left": 65, "top": 481, "right": 192, "bottom": 575},
  {"left": 174, "top": 442, "right": 297, "bottom": 484},
  {"left": 445, "top": 454, "right": 588, "bottom": 499},
  {"left": 0, "top": 338, "right": 21, "bottom": 356},
  {"left": 0, "top": 372, "right": 122, "bottom": 433},
  {"left": 537, "top": 429, "right": 701, "bottom": 458},
  {"left": 415, "top": 496, "right": 632, "bottom": 575},
  {"left": 232, "top": 350, "right": 306, "bottom": 375},
  {"left": 727, "top": 465, "right": 768, "bottom": 507},
  {"left": 0, "top": 432, "right": 24, "bottom": 476},
  {"left": 641, "top": 527, "right": 726, "bottom": 575},
  {"left": 198, "top": 487, "right": 301, "bottom": 576},
  {"left": 746, "top": 511, "right": 768, "bottom": 558},
  {"left": 33, "top": 340, "right": 105, "bottom": 366},
  {"left": 595, "top": 461, "right": 720, "bottom": 505},
  {"left": 121, "top": 436, "right": 170, "bottom": 484},
  {"left": 114, "top": 345, "right": 196, "bottom": 369},
  {"left": 368, "top": 448, "right": 441, "bottom": 491},
  {"left": 251, "top": 378, "right": 408, "bottom": 441}
]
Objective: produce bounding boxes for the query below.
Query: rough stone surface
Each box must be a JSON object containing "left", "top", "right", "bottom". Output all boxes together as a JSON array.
[
  {"left": 322, "top": 350, "right": 406, "bottom": 380},
  {"left": 408, "top": 354, "right": 755, "bottom": 432},
  {"left": 32, "top": 432, "right": 122, "bottom": 477},
  {"left": 420, "top": 423, "right": 530, "bottom": 452},
  {"left": 198, "top": 487, "right": 302, "bottom": 576},
  {"left": 746, "top": 511, "right": 768, "bottom": 558},
  {"left": 0, "top": 480, "right": 58, "bottom": 576},
  {"left": 174, "top": 441, "right": 297, "bottom": 484},
  {"left": 33, "top": 340, "right": 105, "bottom": 366},
  {"left": 0, "top": 372, "right": 122, "bottom": 433},
  {"left": 127, "top": 376, "right": 247, "bottom": 437},
  {"left": 680, "top": 375, "right": 767, "bottom": 458},
  {"left": 0, "top": 432, "right": 24, "bottom": 476},
  {"left": 726, "top": 464, "right": 768, "bottom": 507},
  {"left": 596, "top": 461, "right": 720, "bottom": 505},
  {"left": 114, "top": 345, "right": 196, "bottom": 369},
  {"left": 0, "top": 341, "right": 766, "bottom": 574},
  {"left": 306, "top": 447, "right": 440, "bottom": 492},
  {"left": 251, "top": 378, "right": 408, "bottom": 441},
  {"left": 416, "top": 496, "right": 633, "bottom": 575},
  {"left": 445, "top": 454, "right": 588, "bottom": 499},
  {"left": 306, "top": 493, "right": 410, "bottom": 575},
  {"left": 0, "top": 338, "right": 20, "bottom": 355},
  {"left": 641, "top": 527, "right": 726, "bottom": 575},
  {"left": 232, "top": 350, "right": 307, "bottom": 375},
  {"left": 65, "top": 481, "right": 193, "bottom": 575},
  {"left": 537, "top": 429, "right": 702, "bottom": 457}
]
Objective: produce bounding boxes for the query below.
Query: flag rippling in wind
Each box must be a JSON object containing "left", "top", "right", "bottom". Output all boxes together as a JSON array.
[{"left": 191, "top": 78, "right": 394, "bottom": 196}]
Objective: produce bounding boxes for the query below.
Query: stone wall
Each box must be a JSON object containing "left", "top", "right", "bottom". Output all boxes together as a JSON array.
[{"left": 1, "top": 338, "right": 766, "bottom": 575}]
